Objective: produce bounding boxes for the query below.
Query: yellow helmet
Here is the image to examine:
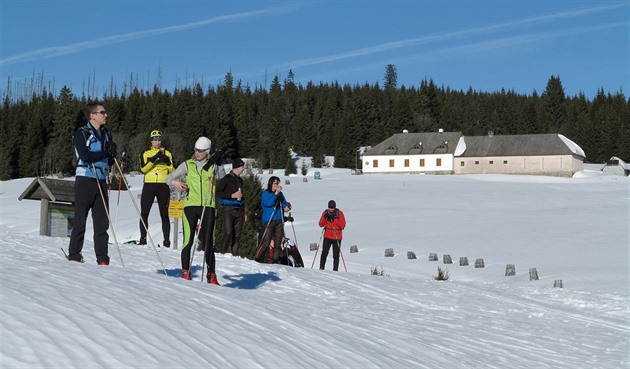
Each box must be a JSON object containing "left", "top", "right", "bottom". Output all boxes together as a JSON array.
[{"left": 150, "top": 130, "right": 162, "bottom": 139}]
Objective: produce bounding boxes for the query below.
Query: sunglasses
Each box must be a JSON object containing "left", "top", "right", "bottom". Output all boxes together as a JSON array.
[
  {"left": 195, "top": 148, "right": 208, "bottom": 153},
  {"left": 92, "top": 110, "right": 107, "bottom": 115}
]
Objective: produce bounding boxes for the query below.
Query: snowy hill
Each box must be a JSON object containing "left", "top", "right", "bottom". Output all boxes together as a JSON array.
[{"left": 0, "top": 169, "right": 628, "bottom": 368}]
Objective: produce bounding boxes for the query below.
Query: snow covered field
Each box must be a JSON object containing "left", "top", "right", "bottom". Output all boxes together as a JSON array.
[{"left": 1, "top": 168, "right": 628, "bottom": 368}]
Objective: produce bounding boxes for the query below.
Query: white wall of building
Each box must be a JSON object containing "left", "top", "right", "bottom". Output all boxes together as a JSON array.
[{"left": 362, "top": 154, "right": 454, "bottom": 174}]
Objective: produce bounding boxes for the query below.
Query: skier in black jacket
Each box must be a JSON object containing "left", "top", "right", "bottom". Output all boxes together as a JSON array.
[{"left": 216, "top": 158, "right": 246, "bottom": 256}]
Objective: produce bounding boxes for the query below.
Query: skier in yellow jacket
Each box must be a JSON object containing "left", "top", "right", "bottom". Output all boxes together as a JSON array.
[{"left": 138, "top": 130, "right": 174, "bottom": 247}]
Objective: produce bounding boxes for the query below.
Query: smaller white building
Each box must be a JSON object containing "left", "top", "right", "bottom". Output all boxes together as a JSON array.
[{"left": 602, "top": 157, "right": 630, "bottom": 176}]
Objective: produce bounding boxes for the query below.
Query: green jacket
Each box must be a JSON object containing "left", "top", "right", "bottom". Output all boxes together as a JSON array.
[{"left": 184, "top": 159, "right": 216, "bottom": 208}]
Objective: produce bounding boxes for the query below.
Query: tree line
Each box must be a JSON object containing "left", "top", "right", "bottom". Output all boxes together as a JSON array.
[{"left": 1, "top": 67, "right": 628, "bottom": 180}]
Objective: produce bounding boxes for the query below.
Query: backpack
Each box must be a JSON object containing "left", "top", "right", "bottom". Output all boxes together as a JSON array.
[{"left": 71, "top": 126, "right": 91, "bottom": 168}]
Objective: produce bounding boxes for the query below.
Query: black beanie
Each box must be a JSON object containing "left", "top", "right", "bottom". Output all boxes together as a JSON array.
[{"left": 328, "top": 200, "right": 336, "bottom": 209}]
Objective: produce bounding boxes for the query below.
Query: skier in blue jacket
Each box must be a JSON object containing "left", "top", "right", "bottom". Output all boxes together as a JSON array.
[{"left": 257, "top": 176, "right": 291, "bottom": 263}]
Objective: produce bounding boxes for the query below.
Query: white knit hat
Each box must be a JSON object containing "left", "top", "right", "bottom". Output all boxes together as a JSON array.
[{"left": 195, "top": 136, "right": 211, "bottom": 151}]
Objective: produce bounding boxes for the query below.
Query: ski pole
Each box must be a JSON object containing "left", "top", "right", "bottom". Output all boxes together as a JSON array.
[
  {"left": 289, "top": 216, "right": 299, "bottom": 248},
  {"left": 92, "top": 163, "right": 124, "bottom": 267},
  {"left": 256, "top": 203, "right": 279, "bottom": 262},
  {"left": 332, "top": 227, "right": 347, "bottom": 272},
  {"left": 113, "top": 151, "right": 125, "bottom": 230},
  {"left": 113, "top": 158, "right": 167, "bottom": 275},
  {"left": 310, "top": 228, "right": 325, "bottom": 269}
]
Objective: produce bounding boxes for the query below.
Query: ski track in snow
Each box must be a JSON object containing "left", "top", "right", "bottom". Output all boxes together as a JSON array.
[{"left": 1, "top": 230, "right": 627, "bottom": 368}]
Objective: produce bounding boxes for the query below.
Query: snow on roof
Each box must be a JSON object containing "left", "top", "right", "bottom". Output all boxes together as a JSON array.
[{"left": 558, "top": 134, "right": 586, "bottom": 158}]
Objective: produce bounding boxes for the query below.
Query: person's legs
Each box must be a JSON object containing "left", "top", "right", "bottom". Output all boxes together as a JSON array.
[
  {"left": 202, "top": 208, "right": 216, "bottom": 275},
  {"left": 332, "top": 239, "right": 341, "bottom": 271},
  {"left": 220, "top": 207, "right": 235, "bottom": 254},
  {"left": 180, "top": 207, "right": 200, "bottom": 271},
  {"left": 92, "top": 180, "right": 110, "bottom": 264},
  {"left": 319, "top": 238, "right": 333, "bottom": 270},
  {"left": 139, "top": 184, "right": 155, "bottom": 241},
  {"left": 68, "top": 177, "right": 93, "bottom": 261},
  {"left": 231, "top": 209, "right": 244, "bottom": 256},
  {"left": 156, "top": 183, "right": 171, "bottom": 245}
]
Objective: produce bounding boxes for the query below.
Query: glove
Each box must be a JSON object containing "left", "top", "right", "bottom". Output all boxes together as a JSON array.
[
  {"left": 106, "top": 142, "right": 117, "bottom": 158},
  {"left": 284, "top": 216, "right": 294, "bottom": 223},
  {"left": 153, "top": 152, "right": 171, "bottom": 166},
  {"left": 274, "top": 194, "right": 283, "bottom": 207},
  {"left": 148, "top": 154, "right": 158, "bottom": 163},
  {"left": 209, "top": 150, "right": 224, "bottom": 165}
]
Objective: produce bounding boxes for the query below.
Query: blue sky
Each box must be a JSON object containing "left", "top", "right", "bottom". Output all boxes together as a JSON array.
[{"left": 1, "top": 1, "right": 628, "bottom": 99}]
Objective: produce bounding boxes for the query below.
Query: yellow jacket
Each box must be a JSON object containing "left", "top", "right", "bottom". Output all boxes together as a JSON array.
[{"left": 140, "top": 148, "right": 174, "bottom": 183}]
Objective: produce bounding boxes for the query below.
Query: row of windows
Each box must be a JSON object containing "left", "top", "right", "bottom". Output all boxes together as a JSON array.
[
  {"left": 372, "top": 158, "right": 442, "bottom": 168},
  {"left": 371, "top": 159, "right": 510, "bottom": 168},
  {"left": 460, "top": 160, "right": 509, "bottom": 166}
]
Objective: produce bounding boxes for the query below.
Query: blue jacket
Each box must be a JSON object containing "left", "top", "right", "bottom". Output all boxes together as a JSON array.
[
  {"left": 261, "top": 190, "right": 287, "bottom": 223},
  {"left": 74, "top": 123, "right": 112, "bottom": 181}
]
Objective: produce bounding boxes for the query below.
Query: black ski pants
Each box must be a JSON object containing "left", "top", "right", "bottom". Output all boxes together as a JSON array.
[
  {"left": 68, "top": 176, "right": 110, "bottom": 264},
  {"left": 139, "top": 182, "right": 170, "bottom": 243},
  {"left": 320, "top": 238, "right": 341, "bottom": 271},
  {"left": 220, "top": 205, "right": 244, "bottom": 256},
  {"left": 181, "top": 206, "right": 215, "bottom": 273}
]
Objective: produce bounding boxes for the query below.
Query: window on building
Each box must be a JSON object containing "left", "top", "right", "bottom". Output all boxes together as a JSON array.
[
  {"left": 460, "top": 161, "right": 465, "bottom": 167},
  {"left": 404, "top": 159, "right": 409, "bottom": 167},
  {"left": 475, "top": 161, "right": 479, "bottom": 165},
  {"left": 489, "top": 161, "right": 494, "bottom": 165},
  {"left": 373, "top": 160, "right": 378, "bottom": 168},
  {"left": 503, "top": 160, "right": 508, "bottom": 164},
  {"left": 420, "top": 159, "right": 425, "bottom": 167},
  {"left": 436, "top": 158, "right": 442, "bottom": 167},
  {"left": 607, "top": 159, "right": 619, "bottom": 166},
  {"left": 389, "top": 159, "right": 395, "bottom": 167}
]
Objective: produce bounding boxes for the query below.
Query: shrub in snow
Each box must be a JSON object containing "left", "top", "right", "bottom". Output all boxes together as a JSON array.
[{"left": 434, "top": 266, "right": 450, "bottom": 281}]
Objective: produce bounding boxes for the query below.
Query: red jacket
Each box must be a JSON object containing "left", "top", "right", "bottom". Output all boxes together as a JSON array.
[{"left": 318, "top": 209, "right": 346, "bottom": 240}]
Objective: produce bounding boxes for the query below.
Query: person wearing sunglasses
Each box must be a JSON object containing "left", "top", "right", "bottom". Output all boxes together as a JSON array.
[
  {"left": 167, "top": 137, "right": 224, "bottom": 284},
  {"left": 66, "top": 102, "right": 117, "bottom": 265},
  {"left": 138, "top": 130, "right": 174, "bottom": 247}
]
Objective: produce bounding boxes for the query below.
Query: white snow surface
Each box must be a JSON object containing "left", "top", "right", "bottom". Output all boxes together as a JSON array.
[{"left": 1, "top": 169, "right": 628, "bottom": 369}]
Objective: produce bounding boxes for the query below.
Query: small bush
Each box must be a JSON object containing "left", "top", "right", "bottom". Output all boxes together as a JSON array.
[
  {"left": 434, "top": 266, "right": 450, "bottom": 281},
  {"left": 370, "top": 266, "right": 388, "bottom": 277}
]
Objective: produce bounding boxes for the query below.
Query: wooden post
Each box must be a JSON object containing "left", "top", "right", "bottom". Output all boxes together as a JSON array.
[
  {"left": 429, "top": 252, "right": 438, "bottom": 261},
  {"left": 459, "top": 257, "right": 469, "bottom": 266},
  {"left": 443, "top": 254, "right": 452, "bottom": 264},
  {"left": 407, "top": 251, "right": 417, "bottom": 259},
  {"left": 40, "top": 199, "right": 49, "bottom": 236},
  {"left": 529, "top": 268, "right": 539, "bottom": 281},
  {"left": 349, "top": 245, "right": 358, "bottom": 253},
  {"left": 553, "top": 280, "right": 563, "bottom": 288},
  {"left": 384, "top": 248, "right": 394, "bottom": 257},
  {"left": 505, "top": 264, "right": 516, "bottom": 276},
  {"left": 474, "top": 258, "right": 485, "bottom": 268},
  {"left": 309, "top": 243, "right": 318, "bottom": 251}
]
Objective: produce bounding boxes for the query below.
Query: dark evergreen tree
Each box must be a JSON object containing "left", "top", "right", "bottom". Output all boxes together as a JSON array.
[{"left": 541, "top": 75, "right": 567, "bottom": 133}]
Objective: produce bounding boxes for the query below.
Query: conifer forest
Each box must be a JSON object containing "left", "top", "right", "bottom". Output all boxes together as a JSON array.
[{"left": 1, "top": 68, "right": 628, "bottom": 180}]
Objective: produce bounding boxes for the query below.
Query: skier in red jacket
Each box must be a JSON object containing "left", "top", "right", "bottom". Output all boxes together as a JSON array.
[{"left": 318, "top": 200, "right": 346, "bottom": 271}]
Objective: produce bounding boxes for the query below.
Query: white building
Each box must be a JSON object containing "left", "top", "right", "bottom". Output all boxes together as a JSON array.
[{"left": 362, "top": 131, "right": 586, "bottom": 177}]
